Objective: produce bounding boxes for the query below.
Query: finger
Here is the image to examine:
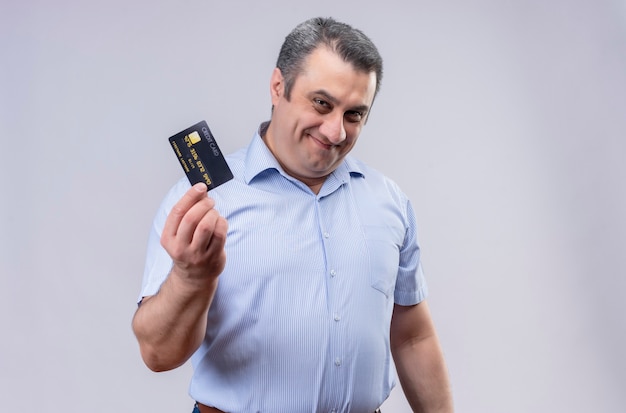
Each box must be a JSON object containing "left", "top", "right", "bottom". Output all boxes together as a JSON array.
[
  {"left": 206, "top": 215, "right": 228, "bottom": 255},
  {"left": 189, "top": 208, "right": 221, "bottom": 251},
  {"left": 176, "top": 197, "right": 220, "bottom": 246},
  {"left": 204, "top": 216, "right": 228, "bottom": 275},
  {"left": 162, "top": 183, "right": 209, "bottom": 240}
]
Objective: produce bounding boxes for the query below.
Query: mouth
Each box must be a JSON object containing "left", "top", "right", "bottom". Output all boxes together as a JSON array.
[{"left": 307, "top": 133, "right": 334, "bottom": 150}]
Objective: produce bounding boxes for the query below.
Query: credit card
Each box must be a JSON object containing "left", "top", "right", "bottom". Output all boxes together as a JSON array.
[{"left": 168, "top": 120, "right": 233, "bottom": 191}]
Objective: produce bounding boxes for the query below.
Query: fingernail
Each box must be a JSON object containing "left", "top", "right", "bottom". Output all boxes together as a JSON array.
[{"left": 194, "top": 182, "right": 207, "bottom": 192}]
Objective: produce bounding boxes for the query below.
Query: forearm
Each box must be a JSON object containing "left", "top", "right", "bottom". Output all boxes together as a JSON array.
[
  {"left": 392, "top": 333, "right": 453, "bottom": 413},
  {"left": 132, "top": 268, "right": 218, "bottom": 371}
]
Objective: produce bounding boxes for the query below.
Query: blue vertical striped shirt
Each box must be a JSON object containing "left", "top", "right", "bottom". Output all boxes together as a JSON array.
[{"left": 140, "top": 123, "right": 428, "bottom": 412}]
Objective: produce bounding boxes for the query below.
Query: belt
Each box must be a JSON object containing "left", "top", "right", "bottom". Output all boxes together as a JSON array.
[{"left": 196, "top": 403, "right": 381, "bottom": 413}]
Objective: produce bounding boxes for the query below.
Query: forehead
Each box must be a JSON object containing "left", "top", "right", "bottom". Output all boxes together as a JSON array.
[{"left": 294, "top": 47, "right": 377, "bottom": 104}]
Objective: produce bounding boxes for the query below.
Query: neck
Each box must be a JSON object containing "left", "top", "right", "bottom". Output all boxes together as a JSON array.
[{"left": 261, "top": 128, "right": 326, "bottom": 195}]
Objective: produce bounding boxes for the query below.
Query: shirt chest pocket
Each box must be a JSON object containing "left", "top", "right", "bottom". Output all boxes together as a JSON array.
[{"left": 361, "top": 224, "right": 404, "bottom": 298}]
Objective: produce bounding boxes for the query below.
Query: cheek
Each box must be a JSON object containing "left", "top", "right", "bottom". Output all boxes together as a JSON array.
[{"left": 345, "top": 125, "right": 362, "bottom": 144}]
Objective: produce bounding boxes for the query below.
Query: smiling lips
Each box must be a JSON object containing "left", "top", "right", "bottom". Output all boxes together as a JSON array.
[{"left": 307, "top": 133, "right": 336, "bottom": 150}]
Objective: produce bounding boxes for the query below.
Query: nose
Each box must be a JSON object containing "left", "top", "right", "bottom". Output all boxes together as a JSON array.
[{"left": 319, "top": 114, "right": 346, "bottom": 145}]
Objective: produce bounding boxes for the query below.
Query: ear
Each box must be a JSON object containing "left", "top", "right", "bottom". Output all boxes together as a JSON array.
[{"left": 270, "top": 67, "right": 284, "bottom": 106}]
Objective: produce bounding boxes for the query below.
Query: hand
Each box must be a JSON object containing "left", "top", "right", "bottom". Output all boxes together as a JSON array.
[{"left": 161, "top": 183, "right": 228, "bottom": 283}]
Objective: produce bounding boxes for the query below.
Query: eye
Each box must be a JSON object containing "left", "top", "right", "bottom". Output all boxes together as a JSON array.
[
  {"left": 345, "top": 110, "right": 363, "bottom": 123},
  {"left": 313, "top": 98, "right": 332, "bottom": 113}
]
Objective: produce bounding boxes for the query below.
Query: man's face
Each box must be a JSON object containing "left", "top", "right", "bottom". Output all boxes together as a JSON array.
[{"left": 264, "top": 46, "right": 377, "bottom": 190}]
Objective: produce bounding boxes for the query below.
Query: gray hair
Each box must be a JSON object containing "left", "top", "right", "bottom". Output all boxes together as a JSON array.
[{"left": 276, "top": 17, "right": 383, "bottom": 100}]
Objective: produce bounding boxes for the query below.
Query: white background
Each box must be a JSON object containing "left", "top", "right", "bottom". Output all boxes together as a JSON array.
[{"left": 2, "top": 1, "right": 625, "bottom": 412}]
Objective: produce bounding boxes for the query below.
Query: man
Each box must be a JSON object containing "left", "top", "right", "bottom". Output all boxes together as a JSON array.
[{"left": 133, "top": 17, "right": 453, "bottom": 413}]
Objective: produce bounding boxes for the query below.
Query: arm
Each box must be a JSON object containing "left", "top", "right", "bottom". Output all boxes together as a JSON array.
[
  {"left": 132, "top": 183, "right": 228, "bottom": 372},
  {"left": 390, "top": 300, "right": 454, "bottom": 413}
]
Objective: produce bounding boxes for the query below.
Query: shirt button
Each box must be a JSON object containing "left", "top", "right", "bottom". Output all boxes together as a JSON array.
[
  {"left": 330, "top": 269, "right": 337, "bottom": 277},
  {"left": 335, "top": 357, "right": 342, "bottom": 366},
  {"left": 331, "top": 410, "right": 337, "bottom": 413},
  {"left": 323, "top": 232, "right": 330, "bottom": 238},
  {"left": 333, "top": 313, "right": 341, "bottom": 322}
]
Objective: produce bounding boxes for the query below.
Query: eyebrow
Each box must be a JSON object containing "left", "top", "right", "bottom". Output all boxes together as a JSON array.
[{"left": 312, "top": 89, "right": 370, "bottom": 113}]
